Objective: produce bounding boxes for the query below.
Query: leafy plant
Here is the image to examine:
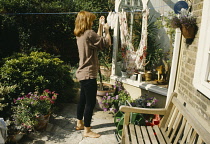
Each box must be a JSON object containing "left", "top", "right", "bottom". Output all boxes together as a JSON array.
[
  {"left": 170, "top": 9, "right": 196, "bottom": 28},
  {"left": 132, "top": 94, "right": 158, "bottom": 108},
  {"left": 0, "top": 52, "right": 74, "bottom": 103},
  {"left": 0, "top": 84, "right": 17, "bottom": 119},
  {"left": 101, "top": 81, "right": 133, "bottom": 113},
  {"left": 9, "top": 89, "right": 58, "bottom": 133},
  {"left": 131, "top": 14, "right": 164, "bottom": 72}
]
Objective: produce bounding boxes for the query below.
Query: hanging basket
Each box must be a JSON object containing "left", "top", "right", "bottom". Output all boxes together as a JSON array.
[{"left": 181, "top": 24, "right": 196, "bottom": 39}]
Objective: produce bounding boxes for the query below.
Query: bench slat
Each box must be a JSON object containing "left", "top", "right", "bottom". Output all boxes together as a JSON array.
[
  {"left": 147, "top": 126, "right": 158, "bottom": 144},
  {"left": 141, "top": 126, "right": 151, "bottom": 144},
  {"left": 124, "top": 125, "right": 130, "bottom": 144},
  {"left": 160, "top": 93, "right": 178, "bottom": 129},
  {"left": 180, "top": 123, "right": 192, "bottom": 144},
  {"left": 188, "top": 130, "right": 197, "bottom": 144},
  {"left": 129, "top": 124, "right": 138, "bottom": 144},
  {"left": 166, "top": 108, "right": 179, "bottom": 137},
  {"left": 169, "top": 112, "right": 183, "bottom": 142},
  {"left": 197, "top": 136, "right": 204, "bottom": 144},
  {"left": 173, "top": 117, "right": 187, "bottom": 144},
  {"left": 172, "top": 97, "right": 210, "bottom": 143},
  {"left": 162, "top": 105, "right": 175, "bottom": 132},
  {"left": 135, "top": 125, "right": 144, "bottom": 144},
  {"left": 153, "top": 125, "right": 167, "bottom": 144}
]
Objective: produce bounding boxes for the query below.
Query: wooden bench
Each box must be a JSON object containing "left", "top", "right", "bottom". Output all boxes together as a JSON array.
[{"left": 119, "top": 92, "right": 210, "bottom": 144}]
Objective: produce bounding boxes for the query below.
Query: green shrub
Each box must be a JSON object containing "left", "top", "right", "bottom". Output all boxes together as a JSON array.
[
  {"left": 0, "top": 51, "right": 75, "bottom": 103},
  {"left": 0, "top": 84, "right": 17, "bottom": 118}
]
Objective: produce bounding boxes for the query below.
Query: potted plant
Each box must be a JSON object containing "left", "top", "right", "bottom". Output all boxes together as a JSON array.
[
  {"left": 114, "top": 94, "right": 159, "bottom": 137},
  {"left": 170, "top": 8, "right": 197, "bottom": 39},
  {"left": 9, "top": 89, "right": 58, "bottom": 134},
  {"left": 101, "top": 81, "right": 133, "bottom": 113}
]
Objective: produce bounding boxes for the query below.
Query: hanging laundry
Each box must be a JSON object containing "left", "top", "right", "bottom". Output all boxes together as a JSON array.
[
  {"left": 119, "top": 11, "right": 136, "bottom": 76},
  {"left": 135, "top": 8, "right": 149, "bottom": 70},
  {"left": 107, "top": 12, "right": 118, "bottom": 29}
]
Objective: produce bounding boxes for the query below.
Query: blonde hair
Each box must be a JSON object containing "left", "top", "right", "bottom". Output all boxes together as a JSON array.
[{"left": 74, "top": 11, "right": 96, "bottom": 37}]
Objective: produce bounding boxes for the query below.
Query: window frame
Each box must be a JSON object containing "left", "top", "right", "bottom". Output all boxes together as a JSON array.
[{"left": 193, "top": 0, "right": 210, "bottom": 98}]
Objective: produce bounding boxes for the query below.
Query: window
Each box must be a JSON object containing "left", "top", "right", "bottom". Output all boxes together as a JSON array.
[{"left": 193, "top": 0, "right": 210, "bottom": 98}]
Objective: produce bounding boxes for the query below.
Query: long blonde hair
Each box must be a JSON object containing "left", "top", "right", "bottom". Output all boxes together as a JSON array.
[{"left": 74, "top": 11, "right": 96, "bottom": 37}]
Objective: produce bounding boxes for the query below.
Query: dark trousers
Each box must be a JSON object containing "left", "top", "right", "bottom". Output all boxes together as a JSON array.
[{"left": 77, "top": 78, "right": 97, "bottom": 127}]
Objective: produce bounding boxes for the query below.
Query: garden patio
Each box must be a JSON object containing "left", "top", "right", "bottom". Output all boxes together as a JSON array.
[{"left": 0, "top": 0, "right": 210, "bottom": 143}]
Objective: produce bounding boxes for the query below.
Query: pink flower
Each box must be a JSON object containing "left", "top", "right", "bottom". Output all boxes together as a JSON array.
[
  {"left": 44, "top": 89, "right": 51, "bottom": 93},
  {"left": 50, "top": 100, "right": 55, "bottom": 104},
  {"left": 39, "top": 96, "right": 44, "bottom": 100},
  {"left": 147, "top": 102, "right": 152, "bottom": 106},
  {"left": 52, "top": 96, "right": 57, "bottom": 100}
]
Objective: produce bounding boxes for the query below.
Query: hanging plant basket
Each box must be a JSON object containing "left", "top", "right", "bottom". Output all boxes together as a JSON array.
[{"left": 181, "top": 24, "right": 196, "bottom": 39}]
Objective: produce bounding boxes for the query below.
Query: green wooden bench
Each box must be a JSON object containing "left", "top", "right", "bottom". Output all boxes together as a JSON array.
[{"left": 119, "top": 92, "right": 210, "bottom": 144}]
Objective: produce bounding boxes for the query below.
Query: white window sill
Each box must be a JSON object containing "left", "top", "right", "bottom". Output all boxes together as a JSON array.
[{"left": 110, "top": 75, "right": 168, "bottom": 96}]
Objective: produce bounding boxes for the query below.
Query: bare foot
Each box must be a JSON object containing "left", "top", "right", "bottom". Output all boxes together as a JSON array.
[
  {"left": 84, "top": 131, "right": 101, "bottom": 138},
  {"left": 76, "top": 120, "right": 84, "bottom": 130}
]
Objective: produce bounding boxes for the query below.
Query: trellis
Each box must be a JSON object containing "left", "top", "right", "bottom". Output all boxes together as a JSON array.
[{"left": 111, "top": 0, "right": 149, "bottom": 77}]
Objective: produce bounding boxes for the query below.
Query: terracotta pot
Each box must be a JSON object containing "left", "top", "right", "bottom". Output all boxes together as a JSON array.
[
  {"left": 181, "top": 24, "right": 195, "bottom": 39},
  {"left": 96, "top": 83, "right": 115, "bottom": 110},
  {"left": 100, "top": 66, "right": 111, "bottom": 78},
  {"left": 8, "top": 132, "right": 25, "bottom": 143},
  {"left": 35, "top": 114, "right": 50, "bottom": 131}
]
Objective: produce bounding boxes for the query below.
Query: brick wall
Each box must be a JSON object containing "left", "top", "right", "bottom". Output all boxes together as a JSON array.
[{"left": 175, "top": 0, "right": 210, "bottom": 132}]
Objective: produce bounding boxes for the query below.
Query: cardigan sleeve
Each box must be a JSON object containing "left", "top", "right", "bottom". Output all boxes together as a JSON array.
[{"left": 88, "top": 30, "right": 110, "bottom": 50}]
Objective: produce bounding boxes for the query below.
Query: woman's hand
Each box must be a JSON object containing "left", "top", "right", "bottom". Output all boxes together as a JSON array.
[
  {"left": 103, "top": 23, "right": 110, "bottom": 34},
  {"left": 99, "top": 16, "right": 105, "bottom": 25}
]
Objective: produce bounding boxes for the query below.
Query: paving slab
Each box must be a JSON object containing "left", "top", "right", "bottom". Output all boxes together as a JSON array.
[{"left": 19, "top": 103, "right": 119, "bottom": 144}]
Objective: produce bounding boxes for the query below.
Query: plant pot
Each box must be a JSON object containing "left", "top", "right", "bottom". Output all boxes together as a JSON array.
[
  {"left": 100, "top": 66, "right": 111, "bottom": 78},
  {"left": 181, "top": 25, "right": 195, "bottom": 39},
  {"left": 8, "top": 132, "right": 25, "bottom": 143},
  {"left": 96, "top": 83, "right": 115, "bottom": 110},
  {"left": 145, "top": 71, "right": 152, "bottom": 81},
  {"left": 35, "top": 114, "right": 50, "bottom": 131}
]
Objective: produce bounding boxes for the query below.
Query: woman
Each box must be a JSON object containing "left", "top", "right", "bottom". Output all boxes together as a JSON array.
[{"left": 74, "top": 11, "right": 111, "bottom": 138}]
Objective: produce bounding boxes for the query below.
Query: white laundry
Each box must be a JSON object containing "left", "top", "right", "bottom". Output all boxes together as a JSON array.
[{"left": 107, "top": 12, "right": 118, "bottom": 29}]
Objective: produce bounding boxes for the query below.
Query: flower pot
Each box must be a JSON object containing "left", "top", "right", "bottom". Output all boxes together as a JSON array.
[
  {"left": 181, "top": 25, "right": 196, "bottom": 39},
  {"left": 8, "top": 132, "right": 25, "bottom": 143},
  {"left": 145, "top": 71, "right": 152, "bottom": 81},
  {"left": 96, "top": 83, "right": 115, "bottom": 110},
  {"left": 96, "top": 95, "right": 106, "bottom": 110},
  {"left": 100, "top": 66, "right": 111, "bottom": 78},
  {"left": 35, "top": 114, "right": 50, "bottom": 131}
]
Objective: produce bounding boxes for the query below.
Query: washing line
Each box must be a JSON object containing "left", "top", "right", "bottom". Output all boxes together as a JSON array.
[{"left": 0, "top": 4, "right": 174, "bottom": 15}]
